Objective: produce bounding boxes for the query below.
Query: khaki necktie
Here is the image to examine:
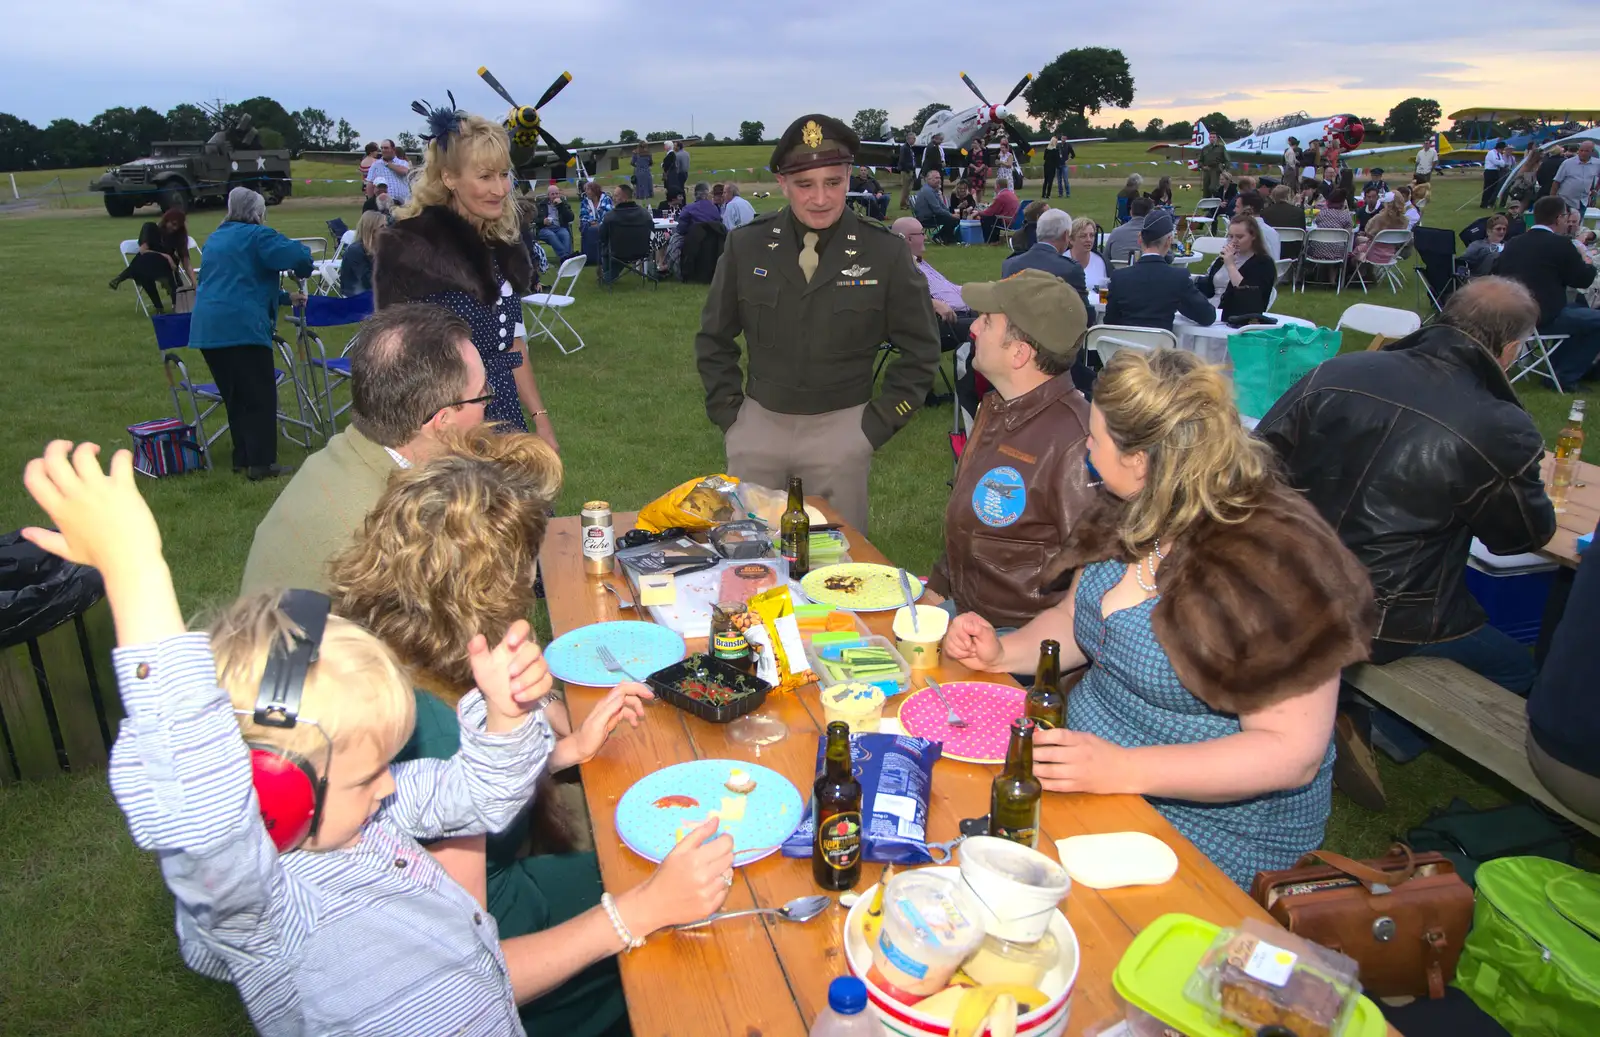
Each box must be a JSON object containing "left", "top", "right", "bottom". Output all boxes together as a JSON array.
[{"left": 798, "top": 231, "right": 820, "bottom": 283}]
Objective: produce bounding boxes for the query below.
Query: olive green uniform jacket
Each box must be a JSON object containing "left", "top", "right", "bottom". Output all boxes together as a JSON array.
[{"left": 694, "top": 206, "right": 941, "bottom": 449}]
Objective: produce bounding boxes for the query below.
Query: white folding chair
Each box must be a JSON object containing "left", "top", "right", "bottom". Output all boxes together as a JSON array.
[
  {"left": 1183, "top": 198, "right": 1221, "bottom": 239},
  {"left": 1274, "top": 258, "right": 1296, "bottom": 285},
  {"left": 1358, "top": 230, "right": 1412, "bottom": 294},
  {"left": 1336, "top": 303, "right": 1421, "bottom": 344},
  {"left": 1509, "top": 332, "right": 1570, "bottom": 393},
  {"left": 1585, "top": 206, "right": 1600, "bottom": 232},
  {"left": 1190, "top": 235, "right": 1228, "bottom": 258},
  {"left": 1299, "top": 228, "right": 1353, "bottom": 293},
  {"left": 292, "top": 236, "right": 328, "bottom": 261},
  {"left": 1275, "top": 226, "right": 1306, "bottom": 285},
  {"left": 521, "top": 254, "right": 589, "bottom": 355},
  {"left": 118, "top": 239, "right": 149, "bottom": 315},
  {"left": 308, "top": 229, "right": 357, "bottom": 296},
  {"left": 1085, "top": 325, "right": 1178, "bottom": 365}
]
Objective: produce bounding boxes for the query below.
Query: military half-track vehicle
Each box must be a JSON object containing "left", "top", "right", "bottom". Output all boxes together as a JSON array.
[{"left": 92, "top": 115, "right": 293, "bottom": 217}]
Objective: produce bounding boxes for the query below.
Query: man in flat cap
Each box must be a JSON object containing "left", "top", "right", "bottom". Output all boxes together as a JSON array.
[
  {"left": 695, "top": 113, "right": 941, "bottom": 534},
  {"left": 929, "top": 270, "right": 1095, "bottom": 630},
  {"left": 1103, "top": 210, "right": 1217, "bottom": 332}
]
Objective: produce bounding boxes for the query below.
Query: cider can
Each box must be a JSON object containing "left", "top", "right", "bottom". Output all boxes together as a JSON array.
[{"left": 581, "top": 501, "right": 615, "bottom": 574}]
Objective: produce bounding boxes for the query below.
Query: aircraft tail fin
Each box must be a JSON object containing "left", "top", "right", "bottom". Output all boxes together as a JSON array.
[
  {"left": 1436, "top": 132, "right": 1453, "bottom": 155},
  {"left": 1192, "top": 121, "right": 1211, "bottom": 147}
]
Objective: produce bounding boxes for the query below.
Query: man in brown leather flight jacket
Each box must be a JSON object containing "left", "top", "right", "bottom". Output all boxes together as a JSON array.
[{"left": 928, "top": 270, "right": 1096, "bottom": 629}]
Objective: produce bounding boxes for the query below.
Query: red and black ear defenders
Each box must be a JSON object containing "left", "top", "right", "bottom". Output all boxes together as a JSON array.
[{"left": 239, "top": 590, "right": 334, "bottom": 853}]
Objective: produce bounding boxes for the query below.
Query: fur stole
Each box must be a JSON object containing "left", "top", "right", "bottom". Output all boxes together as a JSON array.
[
  {"left": 373, "top": 205, "right": 532, "bottom": 308},
  {"left": 1041, "top": 482, "right": 1376, "bottom": 714}
]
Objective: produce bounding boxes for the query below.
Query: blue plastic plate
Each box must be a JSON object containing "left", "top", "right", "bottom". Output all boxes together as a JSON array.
[
  {"left": 544, "top": 621, "right": 686, "bottom": 689},
  {"left": 615, "top": 759, "right": 803, "bottom": 866}
]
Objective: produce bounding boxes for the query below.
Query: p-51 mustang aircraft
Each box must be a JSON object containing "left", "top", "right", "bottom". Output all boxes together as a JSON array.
[
  {"left": 853, "top": 70, "right": 1102, "bottom": 169},
  {"left": 1148, "top": 112, "right": 1416, "bottom": 169}
]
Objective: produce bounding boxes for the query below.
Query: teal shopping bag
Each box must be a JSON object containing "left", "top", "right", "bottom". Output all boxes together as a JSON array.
[{"left": 1227, "top": 324, "right": 1342, "bottom": 420}]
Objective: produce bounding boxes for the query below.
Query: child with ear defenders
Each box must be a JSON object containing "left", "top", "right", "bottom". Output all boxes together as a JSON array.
[{"left": 21, "top": 441, "right": 735, "bottom": 1035}]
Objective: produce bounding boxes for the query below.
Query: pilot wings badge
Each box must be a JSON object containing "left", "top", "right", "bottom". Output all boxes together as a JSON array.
[{"left": 841, "top": 264, "right": 871, "bottom": 277}]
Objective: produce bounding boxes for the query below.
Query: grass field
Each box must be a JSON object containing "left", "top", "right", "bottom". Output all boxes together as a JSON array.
[{"left": 0, "top": 168, "right": 1580, "bottom": 1034}]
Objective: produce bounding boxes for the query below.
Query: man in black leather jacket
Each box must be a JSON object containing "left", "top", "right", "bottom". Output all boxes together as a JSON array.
[{"left": 1259, "top": 276, "right": 1556, "bottom": 694}]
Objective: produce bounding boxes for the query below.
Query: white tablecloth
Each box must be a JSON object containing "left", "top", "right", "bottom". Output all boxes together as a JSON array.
[
  {"left": 652, "top": 218, "right": 674, "bottom": 230},
  {"left": 1173, "top": 310, "right": 1317, "bottom": 366}
]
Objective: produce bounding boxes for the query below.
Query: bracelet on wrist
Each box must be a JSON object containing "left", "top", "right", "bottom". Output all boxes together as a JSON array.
[
  {"left": 601, "top": 892, "right": 646, "bottom": 952},
  {"left": 530, "top": 408, "right": 550, "bottom": 418}
]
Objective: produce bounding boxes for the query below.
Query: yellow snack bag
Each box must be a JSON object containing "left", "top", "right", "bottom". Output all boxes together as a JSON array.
[
  {"left": 635, "top": 474, "right": 742, "bottom": 532},
  {"left": 748, "top": 586, "right": 817, "bottom": 693}
]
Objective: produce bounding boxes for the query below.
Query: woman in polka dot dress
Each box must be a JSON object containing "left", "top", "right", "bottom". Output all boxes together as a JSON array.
[
  {"left": 374, "top": 110, "right": 558, "bottom": 449},
  {"left": 944, "top": 349, "right": 1376, "bottom": 888}
]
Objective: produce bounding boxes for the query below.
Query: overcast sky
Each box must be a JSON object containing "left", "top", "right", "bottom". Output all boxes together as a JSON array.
[{"left": 6, "top": 1, "right": 1600, "bottom": 145}]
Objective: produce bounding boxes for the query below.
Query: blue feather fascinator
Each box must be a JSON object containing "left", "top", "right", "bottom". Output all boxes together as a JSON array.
[{"left": 410, "top": 92, "right": 463, "bottom": 149}]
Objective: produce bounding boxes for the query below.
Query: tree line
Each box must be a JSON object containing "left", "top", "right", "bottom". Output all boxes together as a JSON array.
[{"left": 0, "top": 98, "right": 365, "bottom": 172}]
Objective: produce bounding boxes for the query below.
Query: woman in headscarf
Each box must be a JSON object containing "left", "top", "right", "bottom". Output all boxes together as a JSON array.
[{"left": 374, "top": 104, "right": 558, "bottom": 451}]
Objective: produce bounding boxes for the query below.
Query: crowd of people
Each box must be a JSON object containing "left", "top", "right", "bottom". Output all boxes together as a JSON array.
[{"left": 70, "top": 102, "right": 1600, "bottom": 1035}]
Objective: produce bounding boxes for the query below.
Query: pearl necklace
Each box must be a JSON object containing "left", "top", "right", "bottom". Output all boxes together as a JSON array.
[{"left": 1134, "top": 538, "right": 1166, "bottom": 593}]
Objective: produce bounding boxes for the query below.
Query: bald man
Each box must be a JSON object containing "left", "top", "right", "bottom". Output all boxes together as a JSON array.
[{"left": 892, "top": 216, "right": 974, "bottom": 355}]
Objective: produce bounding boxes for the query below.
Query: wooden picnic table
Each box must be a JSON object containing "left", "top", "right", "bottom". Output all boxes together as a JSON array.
[
  {"left": 540, "top": 503, "right": 1393, "bottom": 1037},
  {"left": 1541, "top": 455, "right": 1599, "bottom": 568}
]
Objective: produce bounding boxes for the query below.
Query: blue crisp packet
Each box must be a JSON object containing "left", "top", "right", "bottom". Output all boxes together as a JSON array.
[
  {"left": 781, "top": 732, "right": 942, "bottom": 864},
  {"left": 1579, "top": 531, "right": 1594, "bottom": 554}
]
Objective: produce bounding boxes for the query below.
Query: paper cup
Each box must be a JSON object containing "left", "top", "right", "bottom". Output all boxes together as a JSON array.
[{"left": 892, "top": 605, "right": 948, "bottom": 670}]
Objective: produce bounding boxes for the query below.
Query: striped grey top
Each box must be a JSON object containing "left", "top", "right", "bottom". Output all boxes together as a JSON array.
[{"left": 109, "top": 633, "right": 554, "bottom": 1035}]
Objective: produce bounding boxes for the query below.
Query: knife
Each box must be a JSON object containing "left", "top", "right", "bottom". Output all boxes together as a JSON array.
[{"left": 897, "top": 568, "right": 919, "bottom": 634}]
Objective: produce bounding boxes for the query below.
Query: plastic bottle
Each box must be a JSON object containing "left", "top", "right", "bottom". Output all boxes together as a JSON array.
[{"left": 809, "top": 976, "right": 880, "bottom": 1036}]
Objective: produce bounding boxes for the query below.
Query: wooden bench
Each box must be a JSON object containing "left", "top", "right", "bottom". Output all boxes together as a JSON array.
[{"left": 1344, "top": 656, "right": 1600, "bottom": 838}]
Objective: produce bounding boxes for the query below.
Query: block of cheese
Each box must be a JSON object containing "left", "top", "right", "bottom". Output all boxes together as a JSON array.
[{"left": 1055, "top": 832, "right": 1178, "bottom": 889}]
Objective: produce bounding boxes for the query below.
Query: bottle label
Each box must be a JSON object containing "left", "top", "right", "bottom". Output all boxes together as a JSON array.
[
  {"left": 711, "top": 631, "right": 749, "bottom": 659},
  {"left": 817, "top": 810, "right": 862, "bottom": 870},
  {"left": 990, "top": 823, "right": 1038, "bottom": 847}
]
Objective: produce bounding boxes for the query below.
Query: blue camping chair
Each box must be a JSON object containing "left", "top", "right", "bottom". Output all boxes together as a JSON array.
[
  {"left": 291, "top": 291, "right": 373, "bottom": 437},
  {"left": 150, "top": 314, "right": 309, "bottom": 468}
]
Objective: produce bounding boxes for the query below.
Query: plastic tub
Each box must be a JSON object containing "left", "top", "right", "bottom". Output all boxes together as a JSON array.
[
  {"left": 958, "top": 836, "right": 1070, "bottom": 943},
  {"left": 804, "top": 634, "right": 912, "bottom": 695},
  {"left": 869, "top": 870, "right": 986, "bottom": 999},
  {"left": 892, "top": 605, "right": 949, "bottom": 670},
  {"left": 647, "top": 653, "right": 774, "bottom": 723},
  {"left": 821, "top": 681, "right": 887, "bottom": 733}
]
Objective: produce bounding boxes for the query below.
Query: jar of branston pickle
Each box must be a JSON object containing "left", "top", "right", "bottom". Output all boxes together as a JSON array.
[{"left": 710, "top": 601, "right": 755, "bottom": 674}]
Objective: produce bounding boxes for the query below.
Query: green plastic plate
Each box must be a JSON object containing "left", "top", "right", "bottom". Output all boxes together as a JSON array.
[{"left": 1112, "top": 913, "right": 1389, "bottom": 1037}]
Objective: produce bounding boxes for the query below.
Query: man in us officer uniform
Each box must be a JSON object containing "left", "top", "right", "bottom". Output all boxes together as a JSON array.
[{"left": 695, "top": 114, "right": 940, "bottom": 534}]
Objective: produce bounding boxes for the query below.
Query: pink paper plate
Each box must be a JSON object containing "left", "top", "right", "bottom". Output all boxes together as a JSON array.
[{"left": 897, "top": 682, "right": 1026, "bottom": 763}]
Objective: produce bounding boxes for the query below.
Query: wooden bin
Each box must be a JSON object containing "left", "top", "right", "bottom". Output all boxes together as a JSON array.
[{"left": 0, "top": 598, "right": 120, "bottom": 783}]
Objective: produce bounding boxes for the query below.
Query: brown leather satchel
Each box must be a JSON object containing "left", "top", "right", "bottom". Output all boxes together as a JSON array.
[{"left": 1250, "top": 843, "right": 1474, "bottom": 999}]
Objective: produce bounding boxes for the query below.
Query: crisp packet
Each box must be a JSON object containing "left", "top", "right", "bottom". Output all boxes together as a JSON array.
[
  {"left": 782, "top": 732, "right": 942, "bottom": 864},
  {"left": 748, "top": 585, "right": 814, "bottom": 693}
]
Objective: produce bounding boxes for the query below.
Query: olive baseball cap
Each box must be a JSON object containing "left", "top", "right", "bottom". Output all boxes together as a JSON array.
[{"left": 961, "top": 268, "right": 1088, "bottom": 361}]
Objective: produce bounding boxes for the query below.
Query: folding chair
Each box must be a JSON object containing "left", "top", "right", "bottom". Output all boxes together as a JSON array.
[
  {"left": 948, "top": 341, "right": 992, "bottom": 478},
  {"left": 150, "top": 314, "right": 310, "bottom": 466},
  {"left": 1336, "top": 302, "right": 1421, "bottom": 350},
  {"left": 1358, "top": 230, "right": 1412, "bottom": 294},
  {"left": 118, "top": 239, "right": 150, "bottom": 315},
  {"left": 1508, "top": 332, "right": 1570, "bottom": 393},
  {"left": 292, "top": 236, "right": 329, "bottom": 261},
  {"left": 1412, "top": 225, "right": 1465, "bottom": 315},
  {"left": 1183, "top": 198, "right": 1221, "bottom": 241},
  {"left": 310, "top": 230, "right": 357, "bottom": 296},
  {"left": 521, "top": 254, "right": 589, "bottom": 354},
  {"left": 326, "top": 217, "right": 350, "bottom": 243},
  {"left": 1298, "top": 228, "right": 1353, "bottom": 293},
  {"left": 1190, "top": 235, "right": 1229, "bottom": 260},
  {"left": 994, "top": 205, "right": 1031, "bottom": 250},
  {"left": 1084, "top": 325, "right": 1178, "bottom": 365},
  {"left": 293, "top": 291, "right": 374, "bottom": 435},
  {"left": 599, "top": 237, "right": 658, "bottom": 290},
  {"left": 1276, "top": 226, "right": 1306, "bottom": 285}
]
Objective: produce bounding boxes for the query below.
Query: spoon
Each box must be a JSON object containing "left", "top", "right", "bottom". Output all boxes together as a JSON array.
[{"left": 673, "top": 893, "right": 832, "bottom": 930}]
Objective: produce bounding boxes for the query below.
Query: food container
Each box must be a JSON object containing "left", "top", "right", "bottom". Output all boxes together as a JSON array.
[
  {"left": 845, "top": 865, "right": 1081, "bottom": 1037},
  {"left": 892, "top": 605, "right": 949, "bottom": 670},
  {"left": 1185, "top": 918, "right": 1360, "bottom": 1037},
  {"left": 803, "top": 634, "right": 912, "bottom": 696},
  {"left": 870, "top": 870, "right": 986, "bottom": 999},
  {"left": 710, "top": 520, "right": 774, "bottom": 559},
  {"left": 820, "top": 681, "right": 887, "bottom": 733},
  {"left": 647, "top": 653, "right": 774, "bottom": 723},
  {"left": 1113, "top": 914, "right": 1388, "bottom": 1037},
  {"left": 957, "top": 835, "right": 1071, "bottom": 943}
]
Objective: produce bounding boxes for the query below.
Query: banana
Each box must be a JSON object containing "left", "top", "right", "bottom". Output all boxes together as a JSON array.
[
  {"left": 947, "top": 985, "right": 1049, "bottom": 1037},
  {"left": 859, "top": 863, "right": 894, "bottom": 946}
]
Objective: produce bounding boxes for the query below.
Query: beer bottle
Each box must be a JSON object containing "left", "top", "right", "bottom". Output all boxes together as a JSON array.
[
  {"left": 1026, "top": 640, "right": 1066, "bottom": 730},
  {"left": 989, "top": 717, "right": 1042, "bottom": 848},
  {"left": 780, "top": 476, "right": 811, "bottom": 578},
  {"left": 813, "top": 721, "right": 863, "bottom": 890}
]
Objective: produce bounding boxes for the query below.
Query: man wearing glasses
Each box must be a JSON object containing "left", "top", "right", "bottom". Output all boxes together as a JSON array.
[
  {"left": 240, "top": 304, "right": 490, "bottom": 594},
  {"left": 891, "top": 216, "right": 975, "bottom": 354}
]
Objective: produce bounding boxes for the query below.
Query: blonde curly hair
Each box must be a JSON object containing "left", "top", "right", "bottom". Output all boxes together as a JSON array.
[
  {"left": 327, "top": 426, "right": 563, "bottom": 696},
  {"left": 397, "top": 112, "right": 521, "bottom": 245},
  {"left": 1092, "top": 348, "right": 1277, "bottom": 553}
]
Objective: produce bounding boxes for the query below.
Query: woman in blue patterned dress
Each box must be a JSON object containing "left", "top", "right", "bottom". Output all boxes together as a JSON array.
[
  {"left": 374, "top": 108, "right": 559, "bottom": 452},
  {"left": 945, "top": 349, "right": 1375, "bottom": 887}
]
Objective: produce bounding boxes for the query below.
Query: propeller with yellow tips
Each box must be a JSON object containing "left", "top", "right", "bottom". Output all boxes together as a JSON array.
[{"left": 477, "top": 65, "right": 575, "bottom": 167}]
